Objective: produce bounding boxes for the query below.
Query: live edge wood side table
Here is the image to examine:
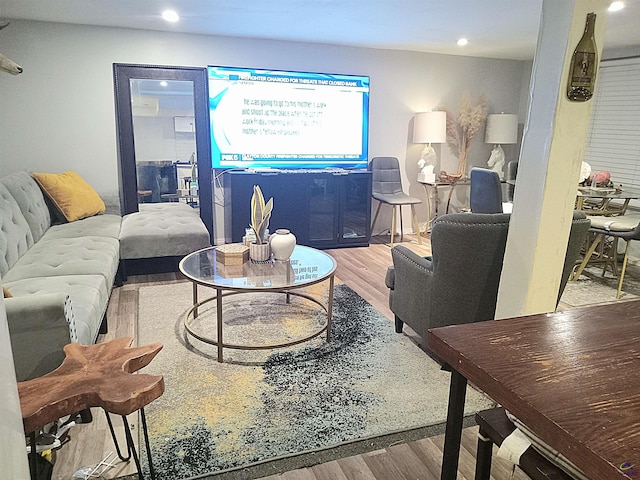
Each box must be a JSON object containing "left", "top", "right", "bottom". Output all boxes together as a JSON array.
[{"left": 18, "top": 337, "right": 164, "bottom": 480}]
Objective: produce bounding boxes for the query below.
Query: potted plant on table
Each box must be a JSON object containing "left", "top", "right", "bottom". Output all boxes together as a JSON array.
[{"left": 249, "top": 185, "right": 273, "bottom": 262}]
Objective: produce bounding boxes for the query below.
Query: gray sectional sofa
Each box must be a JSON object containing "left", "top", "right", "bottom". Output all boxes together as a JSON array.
[{"left": 0, "top": 170, "right": 210, "bottom": 382}]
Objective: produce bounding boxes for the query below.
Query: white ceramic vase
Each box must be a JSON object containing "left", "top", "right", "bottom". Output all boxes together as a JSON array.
[
  {"left": 270, "top": 229, "right": 296, "bottom": 261},
  {"left": 249, "top": 242, "right": 271, "bottom": 262}
]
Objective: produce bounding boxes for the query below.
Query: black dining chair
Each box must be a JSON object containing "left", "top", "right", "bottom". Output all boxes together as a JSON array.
[
  {"left": 571, "top": 215, "right": 640, "bottom": 298},
  {"left": 505, "top": 161, "right": 518, "bottom": 202},
  {"left": 369, "top": 156, "right": 423, "bottom": 246}
]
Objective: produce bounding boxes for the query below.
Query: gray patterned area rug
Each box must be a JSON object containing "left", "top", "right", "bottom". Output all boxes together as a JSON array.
[
  {"left": 560, "top": 263, "right": 640, "bottom": 308},
  {"left": 135, "top": 280, "right": 493, "bottom": 479}
]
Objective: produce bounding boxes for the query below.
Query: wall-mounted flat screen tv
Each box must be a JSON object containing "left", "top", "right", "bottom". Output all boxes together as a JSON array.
[{"left": 207, "top": 66, "right": 370, "bottom": 169}]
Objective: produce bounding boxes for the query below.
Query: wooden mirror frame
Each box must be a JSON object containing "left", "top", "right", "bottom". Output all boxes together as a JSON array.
[{"left": 113, "top": 63, "right": 213, "bottom": 242}]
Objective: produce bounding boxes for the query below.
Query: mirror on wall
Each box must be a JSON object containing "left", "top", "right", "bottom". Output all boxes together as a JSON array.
[{"left": 113, "top": 64, "right": 213, "bottom": 241}]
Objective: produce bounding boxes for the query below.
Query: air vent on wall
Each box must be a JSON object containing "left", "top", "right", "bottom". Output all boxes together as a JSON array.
[{"left": 131, "top": 95, "right": 159, "bottom": 116}]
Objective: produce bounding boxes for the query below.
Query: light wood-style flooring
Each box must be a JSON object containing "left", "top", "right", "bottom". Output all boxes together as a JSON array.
[{"left": 50, "top": 233, "right": 517, "bottom": 480}]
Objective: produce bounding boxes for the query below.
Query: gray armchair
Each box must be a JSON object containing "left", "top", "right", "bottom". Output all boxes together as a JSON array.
[
  {"left": 386, "top": 211, "right": 590, "bottom": 341},
  {"left": 386, "top": 212, "right": 509, "bottom": 339}
]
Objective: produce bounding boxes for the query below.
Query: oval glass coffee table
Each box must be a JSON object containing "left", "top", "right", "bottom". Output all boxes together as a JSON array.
[{"left": 179, "top": 245, "right": 337, "bottom": 362}]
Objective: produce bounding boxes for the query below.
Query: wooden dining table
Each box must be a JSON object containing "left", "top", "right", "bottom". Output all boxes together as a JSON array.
[{"left": 427, "top": 300, "right": 640, "bottom": 480}]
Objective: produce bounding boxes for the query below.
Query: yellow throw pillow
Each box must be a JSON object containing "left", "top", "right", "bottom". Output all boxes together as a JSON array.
[
  {"left": 3, "top": 287, "right": 12, "bottom": 298},
  {"left": 33, "top": 171, "right": 106, "bottom": 222}
]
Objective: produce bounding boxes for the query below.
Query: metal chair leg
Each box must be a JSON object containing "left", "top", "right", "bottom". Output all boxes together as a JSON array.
[
  {"left": 617, "top": 239, "right": 632, "bottom": 299},
  {"left": 371, "top": 201, "right": 382, "bottom": 233},
  {"left": 410, "top": 204, "right": 422, "bottom": 244},
  {"left": 572, "top": 232, "right": 604, "bottom": 280},
  {"left": 611, "top": 237, "right": 620, "bottom": 276},
  {"left": 399, "top": 205, "right": 404, "bottom": 242},
  {"left": 390, "top": 205, "right": 397, "bottom": 246}
]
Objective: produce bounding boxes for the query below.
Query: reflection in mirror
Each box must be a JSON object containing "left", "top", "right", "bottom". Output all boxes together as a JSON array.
[{"left": 130, "top": 79, "right": 200, "bottom": 210}]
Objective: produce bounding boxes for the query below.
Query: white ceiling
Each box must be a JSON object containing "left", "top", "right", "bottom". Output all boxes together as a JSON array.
[{"left": 1, "top": 0, "right": 640, "bottom": 60}]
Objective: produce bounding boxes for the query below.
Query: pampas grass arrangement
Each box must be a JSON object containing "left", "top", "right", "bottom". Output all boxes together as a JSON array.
[{"left": 445, "top": 92, "right": 487, "bottom": 177}]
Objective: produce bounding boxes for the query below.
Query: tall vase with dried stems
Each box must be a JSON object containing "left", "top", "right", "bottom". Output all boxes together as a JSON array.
[{"left": 444, "top": 92, "right": 487, "bottom": 178}]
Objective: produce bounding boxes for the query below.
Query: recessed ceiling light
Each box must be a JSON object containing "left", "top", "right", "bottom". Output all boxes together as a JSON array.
[
  {"left": 609, "top": 1, "right": 624, "bottom": 12},
  {"left": 457, "top": 38, "right": 468, "bottom": 47},
  {"left": 162, "top": 10, "right": 179, "bottom": 22}
]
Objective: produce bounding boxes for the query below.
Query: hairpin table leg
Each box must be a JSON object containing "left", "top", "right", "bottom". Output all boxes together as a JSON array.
[
  {"left": 29, "top": 431, "right": 37, "bottom": 480},
  {"left": 105, "top": 411, "right": 131, "bottom": 462},
  {"left": 140, "top": 408, "right": 156, "bottom": 480},
  {"left": 105, "top": 408, "right": 155, "bottom": 480},
  {"left": 121, "top": 413, "right": 145, "bottom": 480}
]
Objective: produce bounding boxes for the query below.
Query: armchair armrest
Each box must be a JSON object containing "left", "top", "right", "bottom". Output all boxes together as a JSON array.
[
  {"left": 384, "top": 266, "right": 396, "bottom": 290},
  {"left": 385, "top": 253, "right": 433, "bottom": 290},
  {"left": 388, "top": 245, "right": 434, "bottom": 338},
  {"left": 5, "top": 293, "right": 77, "bottom": 381}
]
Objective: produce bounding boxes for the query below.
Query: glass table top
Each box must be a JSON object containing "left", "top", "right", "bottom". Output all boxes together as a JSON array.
[
  {"left": 577, "top": 186, "right": 640, "bottom": 199},
  {"left": 179, "top": 245, "right": 337, "bottom": 290}
]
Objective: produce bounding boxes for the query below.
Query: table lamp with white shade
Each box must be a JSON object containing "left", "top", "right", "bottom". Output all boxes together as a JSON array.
[
  {"left": 485, "top": 113, "right": 518, "bottom": 180},
  {"left": 413, "top": 111, "right": 447, "bottom": 183}
]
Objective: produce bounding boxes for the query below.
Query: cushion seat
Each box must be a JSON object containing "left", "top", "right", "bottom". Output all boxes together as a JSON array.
[
  {"left": 120, "top": 203, "right": 210, "bottom": 260},
  {"left": 3, "top": 236, "right": 120, "bottom": 284},
  {"left": 588, "top": 215, "right": 639, "bottom": 232},
  {"left": 45, "top": 214, "right": 122, "bottom": 240},
  {"left": 372, "top": 191, "right": 422, "bottom": 205}
]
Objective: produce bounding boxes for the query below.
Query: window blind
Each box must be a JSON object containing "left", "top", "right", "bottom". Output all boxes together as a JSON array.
[{"left": 583, "top": 57, "right": 640, "bottom": 191}]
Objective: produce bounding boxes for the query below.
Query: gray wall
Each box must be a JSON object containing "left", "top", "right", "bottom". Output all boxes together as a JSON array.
[{"left": 0, "top": 20, "right": 528, "bottom": 232}]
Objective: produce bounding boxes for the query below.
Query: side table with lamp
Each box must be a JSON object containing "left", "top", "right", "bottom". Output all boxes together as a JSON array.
[
  {"left": 416, "top": 178, "right": 471, "bottom": 232},
  {"left": 413, "top": 110, "right": 447, "bottom": 232},
  {"left": 484, "top": 113, "right": 519, "bottom": 181}
]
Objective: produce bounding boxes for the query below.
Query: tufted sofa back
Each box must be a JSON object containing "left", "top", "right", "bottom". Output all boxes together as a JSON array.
[
  {"left": 0, "top": 171, "right": 51, "bottom": 242},
  {"left": 0, "top": 172, "right": 51, "bottom": 277}
]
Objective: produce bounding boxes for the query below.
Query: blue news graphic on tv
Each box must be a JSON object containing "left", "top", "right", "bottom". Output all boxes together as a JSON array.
[{"left": 207, "top": 66, "right": 370, "bottom": 169}]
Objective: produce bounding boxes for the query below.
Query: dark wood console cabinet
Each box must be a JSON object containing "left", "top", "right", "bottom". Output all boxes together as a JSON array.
[{"left": 225, "top": 170, "right": 372, "bottom": 249}]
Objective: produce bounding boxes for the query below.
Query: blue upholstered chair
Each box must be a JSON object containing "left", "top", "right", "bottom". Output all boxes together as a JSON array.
[{"left": 470, "top": 167, "right": 503, "bottom": 214}]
